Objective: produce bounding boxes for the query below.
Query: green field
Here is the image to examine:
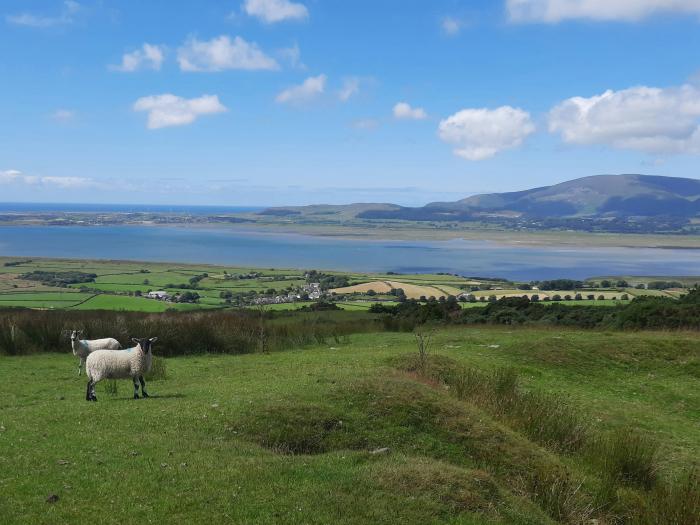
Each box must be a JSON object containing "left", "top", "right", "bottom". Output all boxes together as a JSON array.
[
  {"left": 1, "top": 327, "right": 698, "bottom": 524},
  {"left": 0, "top": 256, "right": 687, "bottom": 313}
]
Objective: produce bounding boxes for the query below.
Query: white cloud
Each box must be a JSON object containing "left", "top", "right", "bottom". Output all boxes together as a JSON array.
[
  {"left": 278, "top": 43, "right": 305, "bottom": 69},
  {"left": 178, "top": 35, "right": 278, "bottom": 72},
  {"left": 275, "top": 74, "right": 326, "bottom": 105},
  {"left": 393, "top": 102, "right": 427, "bottom": 120},
  {"left": 133, "top": 94, "right": 227, "bottom": 129},
  {"left": 441, "top": 16, "right": 463, "bottom": 35},
  {"left": 0, "top": 170, "right": 23, "bottom": 183},
  {"left": 111, "top": 44, "right": 165, "bottom": 72},
  {"left": 338, "top": 77, "right": 360, "bottom": 102},
  {"left": 40, "top": 176, "right": 95, "bottom": 188},
  {"left": 51, "top": 109, "right": 75, "bottom": 121},
  {"left": 438, "top": 106, "right": 535, "bottom": 160},
  {"left": 507, "top": 0, "right": 700, "bottom": 23},
  {"left": 0, "top": 170, "right": 96, "bottom": 188},
  {"left": 243, "top": 0, "right": 308, "bottom": 23},
  {"left": 6, "top": 0, "right": 80, "bottom": 28},
  {"left": 549, "top": 84, "right": 700, "bottom": 155}
]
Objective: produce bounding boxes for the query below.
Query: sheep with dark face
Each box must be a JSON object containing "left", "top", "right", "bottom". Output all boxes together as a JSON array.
[
  {"left": 85, "top": 337, "right": 157, "bottom": 402},
  {"left": 69, "top": 330, "right": 121, "bottom": 376}
]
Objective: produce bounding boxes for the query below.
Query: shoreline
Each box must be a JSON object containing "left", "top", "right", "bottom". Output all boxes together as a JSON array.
[{"left": 3, "top": 220, "right": 700, "bottom": 250}]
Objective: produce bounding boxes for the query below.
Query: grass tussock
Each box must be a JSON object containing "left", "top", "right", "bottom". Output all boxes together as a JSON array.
[
  {"left": 630, "top": 468, "right": 700, "bottom": 525},
  {"left": 592, "top": 429, "right": 660, "bottom": 490},
  {"left": 373, "top": 459, "right": 505, "bottom": 516}
]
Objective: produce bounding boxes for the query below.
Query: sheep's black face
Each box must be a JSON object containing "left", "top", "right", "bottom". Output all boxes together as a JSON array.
[
  {"left": 70, "top": 330, "right": 83, "bottom": 341},
  {"left": 132, "top": 337, "right": 158, "bottom": 353}
]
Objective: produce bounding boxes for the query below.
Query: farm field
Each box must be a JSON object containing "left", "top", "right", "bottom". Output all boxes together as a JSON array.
[
  {"left": 0, "top": 256, "right": 693, "bottom": 312},
  {"left": 1, "top": 327, "right": 698, "bottom": 524}
]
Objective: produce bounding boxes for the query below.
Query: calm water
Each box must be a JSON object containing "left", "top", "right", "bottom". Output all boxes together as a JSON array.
[{"left": 0, "top": 225, "right": 699, "bottom": 280}]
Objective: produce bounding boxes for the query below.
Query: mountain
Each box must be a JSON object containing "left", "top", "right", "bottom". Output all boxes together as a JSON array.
[
  {"left": 258, "top": 175, "right": 700, "bottom": 224},
  {"left": 357, "top": 175, "right": 700, "bottom": 221}
]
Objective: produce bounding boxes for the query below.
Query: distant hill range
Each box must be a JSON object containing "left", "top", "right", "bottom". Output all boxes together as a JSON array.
[{"left": 260, "top": 175, "right": 700, "bottom": 222}]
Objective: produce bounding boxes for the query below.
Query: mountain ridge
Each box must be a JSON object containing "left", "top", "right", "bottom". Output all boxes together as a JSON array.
[{"left": 259, "top": 174, "right": 700, "bottom": 221}]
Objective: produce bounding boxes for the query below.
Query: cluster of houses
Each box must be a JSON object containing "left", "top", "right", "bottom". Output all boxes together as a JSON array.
[{"left": 252, "top": 282, "right": 323, "bottom": 306}]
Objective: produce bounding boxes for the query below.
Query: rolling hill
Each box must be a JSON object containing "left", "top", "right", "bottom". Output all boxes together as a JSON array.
[{"left": 260, "top": 175, "right": 700, "bottom": 222}]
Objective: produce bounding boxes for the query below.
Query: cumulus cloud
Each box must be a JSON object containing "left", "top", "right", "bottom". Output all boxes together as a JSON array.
[
  {"left": 507, "top": 0, "right": 700, "bottom": 23},
  {"left": 549, "top": 84, "right": 700, "bottom": 154},
  {"left": 275, "top": 74, "right": 326, "bottom": 105},
  {"left": 438, "top": 106, "right": 535, "bottom": 160},
  {"left": 133, "top": 94, "right": 227, "bottom": 129},
  {"left": 178, "top": 35, "right": 278, "bottom": 72},
  {"left": 111, "top": 43, "right": 165, "bottom": 72},
  {"left": 6, "top": 0, "right": 80, "bottom": 27},
  {"left": 338, "top": 77, "right": 360, "bottom": 102},
  {"left": 0, "top": 170, "right": 96, "bottom": 188},
  {"left": 393, "top": 102, "right": 427, "bottom": 120},
  {"left": 243, "top": 0, "right": 308, "bottom": 23}
]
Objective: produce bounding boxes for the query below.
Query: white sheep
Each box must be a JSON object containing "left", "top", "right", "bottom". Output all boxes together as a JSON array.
[
  {"left": 85, "top": 337, "right": 157, "bottom": 402},
  {"left": 70, "top": 330, "right": 121, "bottom": 376}
]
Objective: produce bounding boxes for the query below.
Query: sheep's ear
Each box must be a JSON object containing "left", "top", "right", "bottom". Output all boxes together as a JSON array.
[
  {"left": 131, "top": 338, "right": 140, "bottom": 345},
  {"left": 149, "top": 337, "right": 158, "bottom": 344}
]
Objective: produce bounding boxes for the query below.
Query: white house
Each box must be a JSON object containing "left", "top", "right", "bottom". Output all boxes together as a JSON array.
[{"left": 147, "top": 291, "right": 170, "bottom": 300}]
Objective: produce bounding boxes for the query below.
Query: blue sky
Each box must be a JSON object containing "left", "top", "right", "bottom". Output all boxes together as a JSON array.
[{"left": 2, "top": 0, "right": 700, "bottom": 206}]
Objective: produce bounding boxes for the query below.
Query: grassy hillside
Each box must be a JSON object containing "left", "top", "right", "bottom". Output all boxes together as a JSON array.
[{"left": 1, "top": 327, "right": 698, "bottom": 524}]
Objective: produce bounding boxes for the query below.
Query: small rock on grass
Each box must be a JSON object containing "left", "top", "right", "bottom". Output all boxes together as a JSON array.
[
  {"left": 370, "top": 447, "right": 390, "bottom": 455},
  {"left": 46, "top": 494, "right": 59, "bottom": 504}
]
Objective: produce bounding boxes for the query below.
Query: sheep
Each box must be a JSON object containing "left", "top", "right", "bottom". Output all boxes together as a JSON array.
[
  {"left": 69, "top": 330, "right": 121, "bottom": 376},
  {"left": 85, "top": 337, "right": 157, "bottom": 402}
]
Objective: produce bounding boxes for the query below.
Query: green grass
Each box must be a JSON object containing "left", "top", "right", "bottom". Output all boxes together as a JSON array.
[
  {"left": 70, "top": 294, "right": 208, "bottom": 312},
  {"left": 1, "top": 326, "right": 698, "bottom": 524}
]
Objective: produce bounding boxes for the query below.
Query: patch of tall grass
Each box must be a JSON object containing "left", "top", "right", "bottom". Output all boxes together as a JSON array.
[
  {"left": 145, "top": 356, "right": 167, "bottom": 381},
  {"left": 398, "top": 354, "right": 589, "bottom": 453},
  {"left": 0, "top": 310, "right": 377, "bottom": 357},
  {"left": 592, "top": 429, "right": 660, "bottom": 490},
  {"left": 395, "top": 353, "right": 696, "bottom": 524}
]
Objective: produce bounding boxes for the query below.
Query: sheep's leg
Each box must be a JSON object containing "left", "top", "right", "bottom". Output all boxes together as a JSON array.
[
  {"left": 85, "top": 380, "right": 92, "bottom": 401},
  {"left": 78, "top": 357, "right": 84, "bottom": 376},
  {"left": 90, "top": 381, "right": 97, "bottom": 402},
  {"left": 133, "top": 377, "right": 140, "bottom": 399},
  {"left": 139, "top": 376, "right": 149, "bottom": 398}
]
